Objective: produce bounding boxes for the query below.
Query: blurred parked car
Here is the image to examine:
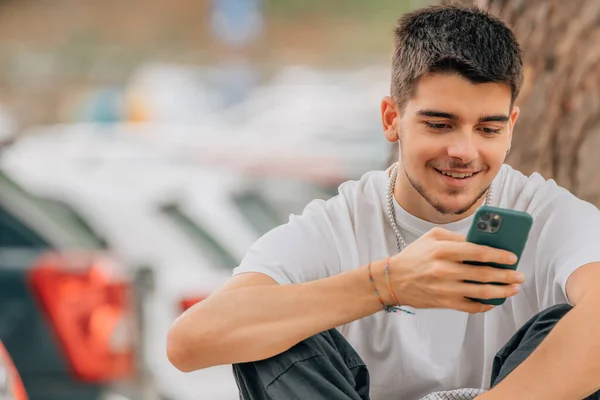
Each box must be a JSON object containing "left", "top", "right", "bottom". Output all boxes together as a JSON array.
[
  {"left": 0, "top": 170, "right": 153, "bottom": 400},
  {"left": 1, "top": 161, "right": 245, "bottom": 399},
  {"left": 1, "top": 128, "right": 346, "bottom": 400}
]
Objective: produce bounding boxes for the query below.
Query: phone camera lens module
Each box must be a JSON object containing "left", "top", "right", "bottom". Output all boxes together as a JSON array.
[
  {"left": 477, "top": 222, "right": 487, "bottom": 231},
  {"left": 480, "top": 212, "right": 491, "bottom": 222}
]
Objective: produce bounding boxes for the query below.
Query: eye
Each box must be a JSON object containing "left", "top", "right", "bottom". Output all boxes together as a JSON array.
[
  {"left": 424, "top": 122, "right": 452, "bottom": 131},
  {"left": 480, "top": 127, "right": 501, "bottom": 135}
]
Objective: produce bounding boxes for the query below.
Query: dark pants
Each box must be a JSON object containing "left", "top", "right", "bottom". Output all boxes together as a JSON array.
[{"left": 233, "top": 304, "right": 600, "bottom": 400}]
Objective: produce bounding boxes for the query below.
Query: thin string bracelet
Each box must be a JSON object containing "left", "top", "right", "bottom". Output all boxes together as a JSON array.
[
  {"left": 385, "top": 257, "right": 415, "bottom": 315},
  {"left": 368, "top": 261, "right": 415, "bottom": 315},
  {"left": 368, "top": 262, "right": 388, "bottom": 312}
]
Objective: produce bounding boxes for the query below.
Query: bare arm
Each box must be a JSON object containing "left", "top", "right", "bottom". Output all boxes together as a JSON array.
[
  {"left": 477, "top": 262, "right": 600, "bottom": 400},
  {"left": 167, "top": 228, "right": 523, "bottom": 373},
  {"left": 166, "top": 262, "right": 383, "bottom": 372}
]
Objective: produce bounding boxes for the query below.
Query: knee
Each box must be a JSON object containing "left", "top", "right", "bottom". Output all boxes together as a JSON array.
[
  {"left": 233, "top": 329, "right": 340, "bottom": 386},
  {"left": 537, "top": 303, "right": 573, "bottom": 322}
]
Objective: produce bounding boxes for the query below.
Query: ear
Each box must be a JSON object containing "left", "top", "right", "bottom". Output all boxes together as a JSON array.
[
  {"left": 507, "top": 105, "right": 520, "bottom": 146},
  {"left": 381, "top": 96, "right": 400, "bottom": 143}
]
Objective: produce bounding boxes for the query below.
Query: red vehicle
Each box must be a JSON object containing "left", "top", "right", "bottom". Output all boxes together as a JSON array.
[{"left": 0, "top": 340, "right": 28, "bottom": 400}]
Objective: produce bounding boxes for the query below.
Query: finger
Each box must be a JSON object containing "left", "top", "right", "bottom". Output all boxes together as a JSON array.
[
  {"left": 434, "top": 242, "right": 517, "bottom": 265},
  {"left": 458, "top": 264, "right": 525, "bottom": 285},
  {"left": 460, "top": 281, "right": 521, "bottom": 300},
  {"left": 426, "top": 227, "right": 466, "bottom": 242},
  {"left": 452, "top": 298, "right": 495, "bottom": 314}
]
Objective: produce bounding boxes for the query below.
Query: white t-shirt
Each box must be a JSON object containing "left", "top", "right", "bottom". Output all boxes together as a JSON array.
[{"left": 232, "top": 164, "right": 600, "bottom": 400}]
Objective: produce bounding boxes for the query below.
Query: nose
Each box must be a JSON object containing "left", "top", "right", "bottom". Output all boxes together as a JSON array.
[{"left": 447, "top": 132, "right": 478, "bottom": 163}]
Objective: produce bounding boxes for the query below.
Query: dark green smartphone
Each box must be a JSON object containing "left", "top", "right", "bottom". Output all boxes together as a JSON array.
[{"left": 465, "top": 205, "right": 533, "bottom": 306}]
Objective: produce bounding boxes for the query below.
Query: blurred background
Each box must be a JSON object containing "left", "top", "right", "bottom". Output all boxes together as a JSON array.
[{"left": 0, "top": 0, "right": 598, "bottom": 399}]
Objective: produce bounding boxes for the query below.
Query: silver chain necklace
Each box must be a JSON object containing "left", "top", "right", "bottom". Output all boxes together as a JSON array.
[{"left": 386, "top": 163, "right": 493, "bottom": 252}]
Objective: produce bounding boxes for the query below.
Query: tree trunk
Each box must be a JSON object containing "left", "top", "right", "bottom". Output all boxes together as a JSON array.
[{"left": 449, "top": 0, "right": 600, "bottom": 206}]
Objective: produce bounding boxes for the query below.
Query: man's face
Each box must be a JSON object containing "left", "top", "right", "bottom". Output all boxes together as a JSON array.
[{"left": 382, "top": 72, "right": 519, "bottom": 217}]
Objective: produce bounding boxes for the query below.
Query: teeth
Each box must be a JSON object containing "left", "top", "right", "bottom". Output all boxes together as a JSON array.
[{"left": 440, "top": 171, "right": 474, "bottom": 179}]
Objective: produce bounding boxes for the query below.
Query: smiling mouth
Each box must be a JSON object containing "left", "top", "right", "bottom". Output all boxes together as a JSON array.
[{"left": 434, "top": 168, "right": 479, "bottom": 179}]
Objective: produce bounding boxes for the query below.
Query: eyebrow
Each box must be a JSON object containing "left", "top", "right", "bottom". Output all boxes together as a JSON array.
[
  {"left": 417, "top": 109, "right": 509, "bottom": 123},
  {"left": 479, "top": 114, "right": 509, "bottom": 123}
]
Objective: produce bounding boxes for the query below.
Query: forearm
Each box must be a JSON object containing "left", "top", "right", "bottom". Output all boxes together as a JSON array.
[
  {"left": 480, "top": 294, "right": 600, "bottom": 400},
  {"left": 167, "top": 260, "right": 388, "bottom": 372}
]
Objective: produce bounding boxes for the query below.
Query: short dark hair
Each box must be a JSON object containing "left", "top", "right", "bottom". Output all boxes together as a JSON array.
[{"left": 391, "top": 4, "right": 523, "bottom": 108}]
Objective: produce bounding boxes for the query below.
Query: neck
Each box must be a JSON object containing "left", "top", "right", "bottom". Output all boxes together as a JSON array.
[{"left": 392, "top": 166, "right": 487, "bottom": 225}]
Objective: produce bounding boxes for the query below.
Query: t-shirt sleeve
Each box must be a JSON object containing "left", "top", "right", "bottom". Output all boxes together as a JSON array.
[
  {"left": 232, "top": 198, "right": 343, "bottom": 285},
  {"left": 534, "top": 194, "right": 600, "bottom": 308}
]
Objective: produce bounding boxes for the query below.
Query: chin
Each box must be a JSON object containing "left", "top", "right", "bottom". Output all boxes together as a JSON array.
[{"left": 432, "top": 193, "right": 485, "bottom": 215}]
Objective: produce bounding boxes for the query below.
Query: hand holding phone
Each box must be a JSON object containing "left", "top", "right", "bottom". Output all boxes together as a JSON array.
[
  {"left": 386, "top": 223, "right": 527, "bottom": 314},
  {"left": 465, "top": 206, "right": 533, "bottom": 305}
]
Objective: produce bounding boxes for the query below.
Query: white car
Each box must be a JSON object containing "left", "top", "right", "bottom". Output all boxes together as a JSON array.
[{"left": 2, "top": 163, "right": 247, "bottom": 400}]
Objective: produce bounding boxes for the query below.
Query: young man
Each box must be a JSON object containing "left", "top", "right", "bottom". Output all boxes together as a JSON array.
[{"left": 167, "top": 4, "right": 600, "bottom": 400}]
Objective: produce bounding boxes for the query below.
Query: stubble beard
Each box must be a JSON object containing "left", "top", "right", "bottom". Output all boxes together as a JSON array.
[{"left": 403, "top": 164, "right": 490, "bottom": 215}]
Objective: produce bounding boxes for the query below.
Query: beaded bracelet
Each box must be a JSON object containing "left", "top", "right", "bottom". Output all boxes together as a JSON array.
[{"left": 368, "top": 261, "right": 415, "bottom": 315}]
